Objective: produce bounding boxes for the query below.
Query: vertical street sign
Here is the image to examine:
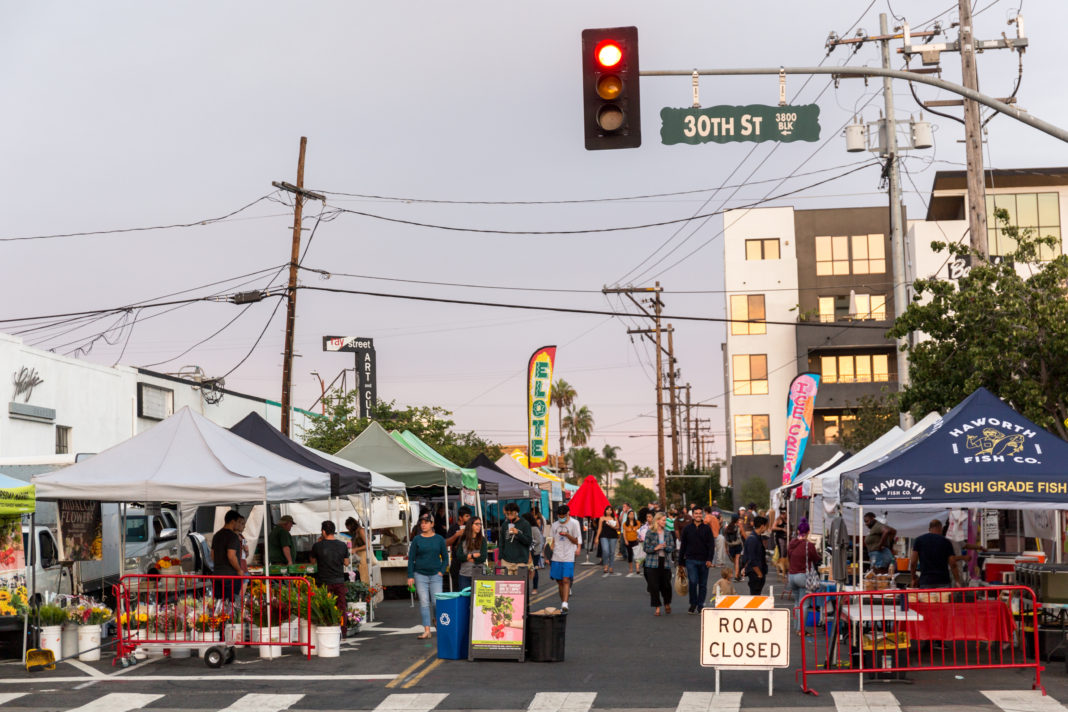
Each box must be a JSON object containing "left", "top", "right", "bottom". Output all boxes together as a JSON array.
[{"left": 322, "top": 336, "right": 377, "bottom": 419}]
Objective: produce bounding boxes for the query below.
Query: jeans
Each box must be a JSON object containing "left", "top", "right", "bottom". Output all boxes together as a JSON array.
[
  {"left": 600, "top": 538, "right": 618, "bottom": 570},
  {"left": 531, "top": 555, "right": 541, "bottom": 591},
  {"left": 458, "top": 574, "right": 472, "bottom": 592},
  {"left": 685, "top": 560, "right": 710, "bottom": 611},
  {"left": 869, "top": 548, "right": 893, "bottom": 569},
  {"left": 788, "top": 572, "right": 808, "bottom": 631},
  {"left": 413, "top": 572, "right": 443, "bottom": 628},
  {"left": 746, "top": 570, "right": 766, "bottom": 596}
]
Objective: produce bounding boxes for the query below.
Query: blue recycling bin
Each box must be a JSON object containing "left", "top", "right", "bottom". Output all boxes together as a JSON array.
[{"left": 435, "top": 588, "right": 471, "bottom": 660}]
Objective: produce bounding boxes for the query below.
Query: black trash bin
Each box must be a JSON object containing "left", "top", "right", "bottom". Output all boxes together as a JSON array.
[{"left": 526, "top": 612, "right": 567, "bottom": 662}]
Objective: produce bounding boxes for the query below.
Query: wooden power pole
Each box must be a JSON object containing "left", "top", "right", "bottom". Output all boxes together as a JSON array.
[
  {"left": 273, "top": 137, "right": 324, "bottom": 437},
  {"left": 958, "top": 0, "right": 988, "bottom": 256},
  {"left": 666, "top": 325, "right": 680, "bottom": 477}
]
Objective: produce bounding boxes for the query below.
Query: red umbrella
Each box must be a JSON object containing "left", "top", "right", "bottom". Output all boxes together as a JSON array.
[{"left": 566, "top": 475, "right": 610, "bottom": 519}]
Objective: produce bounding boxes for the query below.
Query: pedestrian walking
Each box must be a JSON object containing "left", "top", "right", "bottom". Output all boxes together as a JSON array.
[
  {"left": 679, "top": 507, "right": 715, "bottom": 614},
  {"left": 406, "top": 513, "right": 448, "bottom": 639},
  {"left": 457, "top": 516, "right": 487, "bottom": 591},
  {"left": 771, "top": 509, "right": 789, "bottom": 578},
  {"left": 621, "top": 510, "right": 640, "bottom": 576},
  {"left": 549, "top": 504, "right": 581, "bottom": 612},
  {"left": 724, "top": 516, "right": 743, "bottom": 580},
  {"left": 642, "top": 513, "right": 676, "bottom": 616},
  {"left": 311, "top": 520, "right": 351, "bottom": 636},
  {"left": 595, "top": 506, "right": 620, "bottom": 576},
  {"left": 742, "top": 516, "right": 769, "bottom": 596},
  {"left": 786, "top": 519, "right": 820, "bottom": 632}
]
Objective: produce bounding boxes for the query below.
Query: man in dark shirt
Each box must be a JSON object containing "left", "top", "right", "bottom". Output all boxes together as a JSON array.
[
  {"left": 743, "top": 516, "right": 769, "bottom": 596},
  {"left": 212, "top": 510, "right": 244, "bottom": 601},
  {"left": 501, "top": 503, "right": 532, "bottom": 575},
  {"left": 911, "top": 519, "right": 962, "bottom": 588},
  {"left": 679, "top": 507, "right": 715, "bottom": 614},
  {"left": 311, "top": 520, "right": 351, "bottom": 634},
  {"left": 268, "top": 515, "right": 296, "bottom": 566},
  {"left": 445, "top": 506, "right": 473, "bottom": 592}
]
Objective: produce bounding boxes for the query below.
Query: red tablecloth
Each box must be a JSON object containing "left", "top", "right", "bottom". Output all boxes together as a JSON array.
[{"left": 905, "top": 600, "right": 1013, "bottom": 642}]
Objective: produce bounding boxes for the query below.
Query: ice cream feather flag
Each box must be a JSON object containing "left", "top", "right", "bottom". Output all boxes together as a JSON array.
[{"left": 782, "top": 372, "right": 820, "bottom": 485}]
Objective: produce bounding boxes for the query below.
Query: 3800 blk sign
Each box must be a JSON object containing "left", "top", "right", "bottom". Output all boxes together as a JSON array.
[{"left": 661, "top": 104, "right": 820, "bottom": 145}]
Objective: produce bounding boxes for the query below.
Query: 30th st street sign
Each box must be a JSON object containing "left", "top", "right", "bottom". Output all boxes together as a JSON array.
[{"left": 661, "top": 104, "right": 820, "bottom": 145}]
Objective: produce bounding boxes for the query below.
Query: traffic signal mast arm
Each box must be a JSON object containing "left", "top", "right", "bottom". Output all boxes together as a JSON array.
[{"left": 640, "top": 66, "right": 1066, "bottom": 143}]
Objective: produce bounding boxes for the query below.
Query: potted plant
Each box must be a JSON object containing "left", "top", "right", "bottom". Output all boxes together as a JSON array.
[
  {"left": 309, "top": 585, "right": 342, "bottom": 657},
  {"left": 37, "top": 604, "right": 67, "bottom": 659},
  {"left": 70, "top": 602, "right": 112, "bottom": 662}
]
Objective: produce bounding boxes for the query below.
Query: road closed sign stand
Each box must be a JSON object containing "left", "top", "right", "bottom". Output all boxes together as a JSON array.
[{"left": 700, "top": 596, "right": 790, "bottom": 696}]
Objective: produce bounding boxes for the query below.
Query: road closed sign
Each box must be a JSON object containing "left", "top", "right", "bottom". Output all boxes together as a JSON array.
[{"left": 700, "top": 606, "right": 790, "bottom": 668}]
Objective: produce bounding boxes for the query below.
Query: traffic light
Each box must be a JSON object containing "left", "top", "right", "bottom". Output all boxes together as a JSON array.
[{"left": 581, "top": 26, "right": 641, "bottom": 150}]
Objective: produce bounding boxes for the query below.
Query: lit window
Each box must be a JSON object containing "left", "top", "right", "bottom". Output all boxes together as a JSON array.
[
  {"left": 821, "top": 414, "right": 857, "bottom": 443},
  {"left": 816, "top": 234, "right": 885, "bottom": 275},
  {"left": 735, "top": 414, "right": 771, "bottom": 455},
  {"left": 730, "top": 294, "right": 766, "bottom": 335},
  {"left": 732, "top": 354, "right": 768, "bottom": 396},
  {"left": 819, "top": 354, "right": 893, "bottom": 383},
  {"left": 852, "top": 234, "right": 886, "bottom": 275},
  {"left": 985, "top": 192, "right": 1062, "bottom": 260},
  {"left": 745, "top": 238, "right": 781, "bottom": 261},
  {"left": 815, "top": 236, "right": 850, "bottom": 276}
]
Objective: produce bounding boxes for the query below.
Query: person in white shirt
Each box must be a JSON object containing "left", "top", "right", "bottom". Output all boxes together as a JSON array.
[{"left": 549, "top": 504, "right": 582, "bottom": 612}]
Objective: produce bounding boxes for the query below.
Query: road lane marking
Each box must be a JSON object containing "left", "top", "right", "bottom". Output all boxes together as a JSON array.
[
  {"left": 218, "top": 693, "right": 305, "bottom": 711},
  {"left": 530, "top": 567, "right": 597, "bottom": 607},
  {"left": 385, "top": 651, "right": 436, "bottom": 689},
  {"left": 831, "top": 690, "right": 901, "bottom": 712},
  {"left": 528, "top": 692, "right": 596, "bottom": 712},
  {"left": 0, "top": 674, "right": 397, "bottom": 685},
  {"left": 676, "top": 691, "right": 742, "bottom": 712},
  {"left": 0, "top": 693, "right": 26, "bottom": 705},
  {"left": 401, "top": 658, "right": 443, "bottom": 689},
  {"left": 64, "top": 659, "right": 107, "bottom": 678},
  {"left": 68, "top": 692, "right": 163, "bottom": 711},
  {"left": 374, "top": 692, "right": 448, "bottom": 711},
  {"left": 983, "top": 690, "right": 1067, "bottom": 712}
]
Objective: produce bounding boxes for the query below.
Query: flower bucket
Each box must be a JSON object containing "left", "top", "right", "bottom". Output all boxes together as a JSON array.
[
  {"left": 316, "top": 625, "right": 341, "bottom": 658},
  {"left": 61, "top": 622, "right": 79, "bottom": 660},
  {"left": 166, "top": 632, "right": 191, "bottom": 659},
  {"left": 40, "top": 625, "right": 63, "bottom": 659},
  {"left": 279, "top": 617, "right": 299, "bottom": 643},
  {"left": 253, "top": 626, "right": 281, "bottom": 659},
  {"left": 224, "top": 622, "right": 245, "bottom": 645},
  {"left": 77, "top": 624, "right": 102, "bottom": 662},
  {"left": 297, "top": 620, "right": 313, "bottom": 645}
]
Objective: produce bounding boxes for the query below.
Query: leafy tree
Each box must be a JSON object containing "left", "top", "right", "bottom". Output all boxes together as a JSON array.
[
  {"left": 889, "top": 210, "right": 1068, "bottom": 438},
  {"left": 839, "top": 392, "right": 899, "bottom": 451},
  {"left": 565, "top": 446, "right": 606, "bottom": 484},
  {"left": 739, "top": 478, "right": 770, "bottom": 511},
  {"left": 300, "top": 391, "right": 502, "bottom": 465},
  {"left": 562, "top": 405, "right": 594, "bottom": 447},
  {"left": 551, "top": 378, "right": 577, "bottom": 464},
  {"left": 666, "top": 461, "right": 727, "bottom": 509},
  {"left": 611, "top": 478, "right": 657, "bottom": 509},
  {"left": 629, "top": 465, "right": 655, "bottom": 480},
  {"left": 601, "top": 444, "right": 626, "bottom": 486}
]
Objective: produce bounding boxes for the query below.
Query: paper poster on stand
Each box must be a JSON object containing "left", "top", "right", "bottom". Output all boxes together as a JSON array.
[
  {"left": 469, "top": 575, "right": 526, "bottom": 660},
  {"left": 57, "top": 499, "right": 103, "bottom": 561}
]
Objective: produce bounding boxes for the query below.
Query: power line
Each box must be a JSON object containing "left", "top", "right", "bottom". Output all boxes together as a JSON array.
[
  {"left": 219, "top": 295, "right": 287, "bottom": 379},
  {"left": 0, "top": 194, "right": 280, "bottom": 243}
]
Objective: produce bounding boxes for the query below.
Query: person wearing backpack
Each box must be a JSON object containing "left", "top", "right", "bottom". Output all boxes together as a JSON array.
[{"left": 787, "top": 519, "right": 821, "bottom": 632}]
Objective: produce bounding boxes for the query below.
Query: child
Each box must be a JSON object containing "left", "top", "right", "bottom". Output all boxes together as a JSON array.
[{"left": 711, "top": 567, "right": 734, "bottom": 602}]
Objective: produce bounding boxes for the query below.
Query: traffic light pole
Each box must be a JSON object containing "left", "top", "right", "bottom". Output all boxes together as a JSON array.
[{"left": 640, "top": 66, "right": 1067, "bottom": 143}]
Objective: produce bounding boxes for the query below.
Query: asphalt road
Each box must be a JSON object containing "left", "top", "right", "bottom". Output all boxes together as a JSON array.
[{"left": 0, "top": 564, "right": 1065, "bottom": 711}]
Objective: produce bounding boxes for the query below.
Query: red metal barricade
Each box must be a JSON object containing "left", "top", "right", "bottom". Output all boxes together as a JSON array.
[
  {"left": 797, "top": 585, "right": 1044, "bottom": 695},
  {"left": 114, "top": 574, "right": 313, "bottom": 663}
]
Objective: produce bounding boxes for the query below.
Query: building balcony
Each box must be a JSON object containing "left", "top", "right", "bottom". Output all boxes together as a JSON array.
[
  {"left": 814, "top": 379, "right": 899, "bottom": 409},
  {"left": 796, "top": 319, "right": 896, "bottom": 353}
]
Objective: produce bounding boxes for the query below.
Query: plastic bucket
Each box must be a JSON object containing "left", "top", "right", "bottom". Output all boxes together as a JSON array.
[
  {"left": 253, "top": 626, "right": 281, "bottom": 659},
  {"left": 40, "top": 625, "right": 63, "bottom": 659},
  {"left": 167, "top": 632, "right": 191, "bottom": 659},
  {"left": 77, "top": 625, "right": 102, "bottom": 662},
  {"left": 316, "top": 626, "right": 341, "bottom": 657},
  {"left": 61, "top": 622, "right": 79, "bottom": 660}
]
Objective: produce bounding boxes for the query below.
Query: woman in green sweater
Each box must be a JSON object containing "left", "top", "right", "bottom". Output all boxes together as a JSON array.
[{"left": 407, "top": 512, "right": 449, "bottom": 639}]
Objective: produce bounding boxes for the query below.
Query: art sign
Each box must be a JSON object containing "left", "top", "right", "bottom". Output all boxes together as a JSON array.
[
  {"left": 322, "top": 336, "right": 377, "bottom": 419},
  {"left": 782, "top": 373, "right": 820, "bottom": 485},
  {"left": 527, "top": 346, "right": 556, "bottom": 468}
]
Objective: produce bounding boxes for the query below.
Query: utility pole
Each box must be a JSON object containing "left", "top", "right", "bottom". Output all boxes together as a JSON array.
[
  {"left": 666, "top": 325, "right": 680, "bottom": 476},
  {"left": 273, "top": 137, "right": 324, "bottom": 437},
  {"left": 878, "top": 13, "right": 912, "bottom": 418},
  {"left": 685, "top": 384, "right": 692, "bottom": 468},
  {"left": 957, "top": 0, "right": 988, "bottom": 256},
  {"left": 605, "top": 282, "right": 668, "bottom": 508}
]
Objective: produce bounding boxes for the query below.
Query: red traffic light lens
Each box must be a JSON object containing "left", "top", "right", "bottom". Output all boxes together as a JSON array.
[{"left": 595, "top": 40, "right": 623, "bottom": 69}]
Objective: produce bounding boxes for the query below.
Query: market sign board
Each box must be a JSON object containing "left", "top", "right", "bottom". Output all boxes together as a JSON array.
[
  {"left": 469, "top": 574, "right": 527, "bottom": 661},
  {"left": 700, "top": 607, "right": 790, "bottom": 668},
  {"left": 661, "top": 104, "right": 820, "bottom": 145},
  {"left": 57, "top": 499, "right": 103, "bottom": 561},
  {"left": 322, "top": 335, "right": 377, "bottom": 419}
]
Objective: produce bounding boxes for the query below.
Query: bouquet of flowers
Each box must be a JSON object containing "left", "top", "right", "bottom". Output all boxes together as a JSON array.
[
  {"left": 118, "top": 605, "right": 152, "bottom": 632},
  {"left": 309, "top": 585, "right": 341, "bottom": 627},
  {"left": 154, "top": 556, "right": 181, "bottom": 571},
  {"left": 0, "top": 586, "right": 28, "bottom": 618},
  {"left": 192, "top": 612, "right": 227, "bottom": 633},
  {"left": 344, "top": 603, "right": 363, "bottom": 635}
]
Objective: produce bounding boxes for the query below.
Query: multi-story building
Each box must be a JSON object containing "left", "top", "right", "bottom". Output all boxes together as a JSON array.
[{"left": 722, "top": 166, "right": 1068, "bottom": 500}]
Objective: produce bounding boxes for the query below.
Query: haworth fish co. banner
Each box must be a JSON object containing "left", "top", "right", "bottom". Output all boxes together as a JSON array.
[
  {"left": 527, "top": 346, "right": 556, "bottom": 469},
  {"left": 782, "top": 373, "right": 820, "bottom": 485}
]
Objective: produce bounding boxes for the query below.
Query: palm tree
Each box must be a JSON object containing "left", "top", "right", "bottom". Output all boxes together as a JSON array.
[
  {"left": 552, "top": 378, "right": 577, "bottom": 466},
  {"left": 601, "top": 443, "right": 627, "bottom": 488},
  {"left": 562, "top": 404, "right": 594, "bottom": 448}
]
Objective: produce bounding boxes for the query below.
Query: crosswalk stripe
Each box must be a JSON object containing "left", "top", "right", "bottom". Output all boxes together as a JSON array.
[
  {"left": 218, "top": 693, "right": 305, "bottom": 711},
  {"left": 0, "top": 694, "right": 26, "bottom": 706},
  {"left": 831, "top": 690, "right": 901, "bottom": 712},
  {"left": 528, "top": 692, "right": 596, "bottom": 712},
  {"left": 675, "top": 691, "right": 741, "bottom": 712},
  {"left": 983, "top": 690, "right": 1068, "bottom": 712},
  {"left": 373, "top": 693, "right": 448, "bottom": 711},
  {"left": 68, "top": 693, "right": 164, "bottom": 712}
]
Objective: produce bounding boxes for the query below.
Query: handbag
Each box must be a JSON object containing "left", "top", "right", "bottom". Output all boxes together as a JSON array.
[
  {"left": 805, "top": 563, "right": 821, "bottom": 593},
  {"left": 674, "top": 567, "right": 689, "bottom": 596}
]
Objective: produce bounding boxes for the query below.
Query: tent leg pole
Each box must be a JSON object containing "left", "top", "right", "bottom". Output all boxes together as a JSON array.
[
  {"left": 443, "top": 488, "right": 451, "bottom": 591},
  {"left": 858, "top": 506, "right": 864, "bottom": 587}
]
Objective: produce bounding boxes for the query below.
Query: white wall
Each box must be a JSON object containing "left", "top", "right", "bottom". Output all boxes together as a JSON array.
[{"left": 722, "top": 207, "right": 798, "bottom": 457}]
